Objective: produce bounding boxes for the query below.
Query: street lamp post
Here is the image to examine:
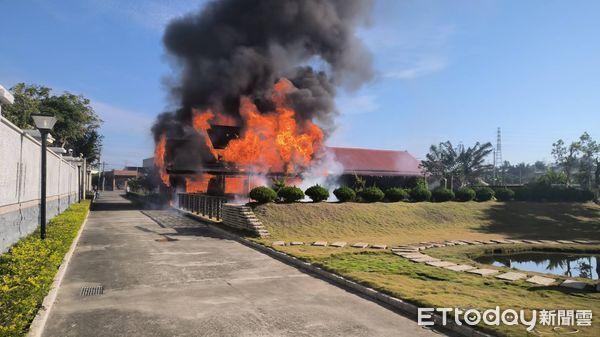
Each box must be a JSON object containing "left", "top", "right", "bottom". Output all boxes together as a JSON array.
[{"left": 32, "top": 114, "right": 57, "bottom": 240}]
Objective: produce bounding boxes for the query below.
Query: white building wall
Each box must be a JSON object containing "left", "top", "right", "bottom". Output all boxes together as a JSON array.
[{"left": 0, "top": 117, "right": 80, "bottom": 252}]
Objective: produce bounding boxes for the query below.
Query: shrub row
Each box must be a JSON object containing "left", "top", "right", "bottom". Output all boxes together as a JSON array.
[
  {"left": 0, "top": 201, "right": 90, "bottom": 336},
  {"left": 514, "top": 185, "right": 596, "bottom": 202},
  {"left": 249, "top": 184, "right": 597, "bottom": 204}
]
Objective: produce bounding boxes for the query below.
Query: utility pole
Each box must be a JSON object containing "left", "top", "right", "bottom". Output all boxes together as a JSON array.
[
  {"left": 101, "top": 161, "right": 106, "bottom": 191},
  {"left": 494, "top": 127, "right": 503, "bottom": 185}
]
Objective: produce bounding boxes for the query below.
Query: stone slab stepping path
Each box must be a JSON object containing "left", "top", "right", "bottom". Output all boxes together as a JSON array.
[
  {"left": 410, "top": 257, "right": 441, "bottom": 263},
  {"left": 445, "top": 264, "right": 476, "bottom": 272},
  {"left": 426, "top": 261, "right": 457, "bottom": 268},
  {"left": 526, "top": 276, "right": 556, "bottom": 286},
  {"left": 496, "top": 272, "right": 527, "bottom": 281},
  {"left": 538, "top": 240, "right": 559, "bottom": 245},
  {"left": 395, "top": 253, "right": 427, "bottom": 259},
  {"left": 556, "top": 240, "right": 576, "bottom": 244},
  {"left": 273, "top": 236, "right": 598, "bottom": 291},
  {"left": 461, "top": 240, "right": 483, "bottom": 245},
  {"left": 560, "top": 280, "right": 588, "bottom": 290},
  {"left": 467, "top": 268, "right": 500, "bottom": 276},
  {"left": 522, "top": 240, "right": 544, "bottom": 244},
  {"left": 392, "top": 248, "right": 419, "bottom": 253},
  {"left": 400, "top": 253, "right": 427, "bottom": 258}
]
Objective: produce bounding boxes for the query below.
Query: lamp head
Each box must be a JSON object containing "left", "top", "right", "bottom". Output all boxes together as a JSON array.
[{"left": 31, "top": 114, "right": 57, "bottom": 132}]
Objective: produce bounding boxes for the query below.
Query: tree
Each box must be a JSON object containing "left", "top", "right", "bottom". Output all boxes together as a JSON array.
[
  {"left": 1, "top": 83, "right": 103, "bottom": 164},
  {"left": 456, "top": 142, "right": 494, "bottom": 186},
  {"left": 551, "top": 139, "right": 579, "bottom": 185},
  {"left": 421, "top": 141, "right": 493, "bottom": 188},
  {"left": 420, "top": 141, "right": 459, "bottom": 188},
  {"left": 576, "top": 132, "right": 599, "bottom": 189}
]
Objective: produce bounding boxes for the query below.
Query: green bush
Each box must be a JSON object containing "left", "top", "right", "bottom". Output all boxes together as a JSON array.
[
  {"left": 455, "top": 187, "right": 476, "bottom": 202},
  {"left": 519, "top": 183, "right": 596, "bottom": 202},
  {"left": 305, "top": 184, "right": 330, "bottom": 202},
  {"left": 514, "top": 187, "right": 531, "bottom": 201},
  {"left": 0, "top": 201, "right": 90, "bottom": 336},
  {"left": 359, "top": 186, "right": 385, "bottom": 202},
  {"left": 579, "top": 189, "right": 597, "bottom": 202},
  {"left": 431, "top": 187, "right": 454, "bottom": 202},
  {"left": 277, "top": 186, "right": 305, "bottom": 203},
  {"left": 249, "top": 186, "right": 277, "bottom": 203},
  {"left": 475, "top": 187, "right": 495, "bottom": 201},
  {"left": 333, "top": 186, "right": 356, "bottom": 202},
  {"left": 405, "top": 176, "right": 428, "bottom": 189},
  {"left": 410, "top": 186, "right": 432, "bottom": 202},
  {"left": 385, "top": 188, "right": 409, "bottom": 202},
  {"left": 495, "top": 188, "right": 515, "bottom": 201}
]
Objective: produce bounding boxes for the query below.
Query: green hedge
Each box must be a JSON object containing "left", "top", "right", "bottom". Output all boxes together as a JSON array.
[
  {"left": 359, "top": 187, "right": 385, "bottom": 202},
  {"left": 277, "top": 186, "right": 305, "bottom": 203},
  {"left": 333, "top": 186, "right": 355, "bottom": 202},
  {"left": 305, "top": 184, "right": 330, "bottom": 202},
  {"left": 0, "top": 200, "right": 90, "bottom": 336},
  {"left": 249, "top": 186, "right": 277, "bottom": 204},
  {"left": 384, "top": 188, "right": 409, "bottom": 202},
  {"left": 431, "top": 188, "right": 454, "bottom": 202}
]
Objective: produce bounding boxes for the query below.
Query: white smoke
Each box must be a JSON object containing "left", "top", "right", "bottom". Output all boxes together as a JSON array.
[{"left": 299, "top": 148, "right": 345, "bottom": 201}]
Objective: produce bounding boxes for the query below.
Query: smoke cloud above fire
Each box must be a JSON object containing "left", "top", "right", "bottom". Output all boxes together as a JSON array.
[{"left": 152, "top": 0, "right": 374, "bottom": 185}]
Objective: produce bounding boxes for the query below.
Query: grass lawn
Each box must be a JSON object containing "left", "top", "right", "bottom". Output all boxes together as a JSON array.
[
  {"left": 313, "top": 251, "right": 600, "bottom": 337},
  {"left": 253, "top": 201, "right": 600, "bottom": 252},
  {"left": 0, "top": 200, "right": 90, "bottom": 337},
  {"left": 251, "top": 201, "right": 600, "bottom": 336}
]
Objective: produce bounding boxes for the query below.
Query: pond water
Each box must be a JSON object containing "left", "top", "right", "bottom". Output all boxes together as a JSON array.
[{"left": 475, "top": 252, "right": 599, "bottom": 280}]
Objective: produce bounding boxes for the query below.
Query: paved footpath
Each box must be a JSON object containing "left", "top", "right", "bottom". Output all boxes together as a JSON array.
[{"left": 42, "top": 192, "right": 443, "bottom": 337}]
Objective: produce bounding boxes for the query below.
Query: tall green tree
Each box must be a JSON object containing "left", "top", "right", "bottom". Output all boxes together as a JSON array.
[
  {"left": 421, "top": 141, "right": 493, "bottom": 188},
  {"left": 551, "top": 139, "right": 579, "bottom": 185},
  {"left": 576, "top": 132, "right": 599, "bottom": 189},
  {"left": 1, "top": 83, "right": 103, "bottom": 164}
]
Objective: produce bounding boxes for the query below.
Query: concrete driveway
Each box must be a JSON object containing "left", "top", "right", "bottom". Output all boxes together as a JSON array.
[{"left": 42, "top": 192, "right": 443, "bottom": 337}]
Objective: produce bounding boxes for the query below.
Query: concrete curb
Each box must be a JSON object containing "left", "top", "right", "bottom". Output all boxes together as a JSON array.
[
  {"left": 190, "top": 215, "right": 494, "bottom": 337},
  {"left": 27, "top": 208, "right": 91, "bottom": 337}
]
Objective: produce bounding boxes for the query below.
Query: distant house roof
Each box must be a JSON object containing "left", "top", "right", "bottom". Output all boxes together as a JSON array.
[
  {"left": 111, "top": 170, "right": 139, "bottom": 177},
  {"left": 328, "top": 147, "right": 422, "bottom": 177}
]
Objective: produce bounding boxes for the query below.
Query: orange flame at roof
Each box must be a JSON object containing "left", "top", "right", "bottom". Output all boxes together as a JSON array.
[
  {"left": 155, "top": 78, "right": 325, "bottom": 192},
  {"left": 222, "top": 78, "right": 324, "bottom": 173},
  {"left": 185, "top": 174, "right": 213, "bottom": 193},
  {"left": 154, "top": 134, "right": 170, "bottom": 186}
]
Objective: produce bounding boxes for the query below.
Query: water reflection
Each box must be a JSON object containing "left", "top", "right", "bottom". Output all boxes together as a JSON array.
[{"left": 476, "top": 252, "right": 598, "bottom": 280}]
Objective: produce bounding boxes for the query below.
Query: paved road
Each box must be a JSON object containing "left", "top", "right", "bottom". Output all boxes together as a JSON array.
[{"left": 43, "top": 192, "right": 443, "bottom": 337}]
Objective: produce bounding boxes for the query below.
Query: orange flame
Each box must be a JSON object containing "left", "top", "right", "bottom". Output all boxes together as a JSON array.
[
  {"left": 192, "top": 109, "right": 218, "bottom": 159},
  {"left": 157, "top": 78, "right": 325, "bottom": 194},
  {"left": 154, "top": 134, "right": 170, "bottom": 186},
  {"left": 222, "top": 78, "right": 324, "bottom": 173},
  {"left": 185, "top": 174, "right": 213, "bottom": 193}
]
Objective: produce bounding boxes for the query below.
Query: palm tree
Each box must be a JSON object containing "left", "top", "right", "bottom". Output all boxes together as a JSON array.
[
  {"left": 421, "top": 141, "right": 493, "bottom": 188},
  {"left": 456, "top": 142, "right": 494, "bottom": 186}
]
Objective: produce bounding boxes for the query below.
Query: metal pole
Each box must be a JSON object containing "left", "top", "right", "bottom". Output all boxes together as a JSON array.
[
  {"left": 40, "top": 130, "right": 48, "bottom": 240},
  {"left": 77, "top": 165, "right": 82, "bottom": 202}
]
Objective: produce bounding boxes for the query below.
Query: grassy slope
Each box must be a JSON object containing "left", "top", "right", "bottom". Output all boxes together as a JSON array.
[
  {"left": 253, "top": 201, "right": 600, "bottom": 337},
  {"left": 254, "top": 201, "right": 600, "bottom": 246}
]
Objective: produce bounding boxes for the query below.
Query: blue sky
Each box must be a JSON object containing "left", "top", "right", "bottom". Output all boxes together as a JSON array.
[{"left": 1, "top": 0, "right": 598, "bottom": 169}]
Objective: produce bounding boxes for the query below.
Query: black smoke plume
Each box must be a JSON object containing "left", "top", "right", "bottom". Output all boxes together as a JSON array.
[{"left": 153, "top": 0, "right": 374, "bottom": 171}]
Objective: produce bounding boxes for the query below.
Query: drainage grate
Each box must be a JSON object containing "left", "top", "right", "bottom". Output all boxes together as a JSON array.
[{"left": 80, "top": 285, "right": 103, "bottom": 297}]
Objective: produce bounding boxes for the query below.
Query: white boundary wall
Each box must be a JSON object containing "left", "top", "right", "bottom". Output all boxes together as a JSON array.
[{"left": 0, "top": 116, "right": 79, "bottom": 252}]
